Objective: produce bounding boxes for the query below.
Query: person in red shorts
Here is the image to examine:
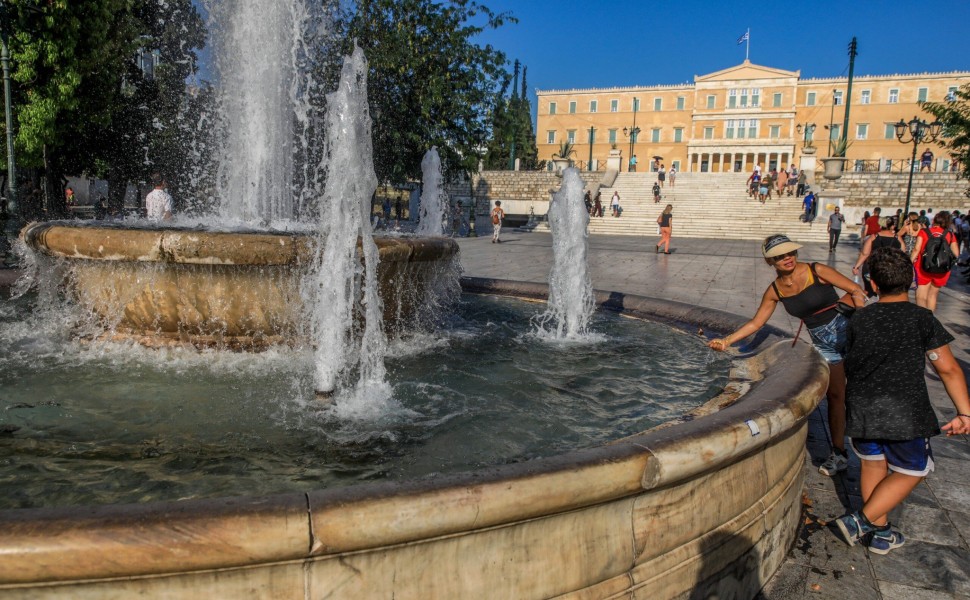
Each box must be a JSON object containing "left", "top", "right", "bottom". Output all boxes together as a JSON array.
[
  {"left": 864, "top": 207, "right": 882, "bottom": 239},
  {"left": 910, "top": 211, "right": 960, "bottom": 312}
]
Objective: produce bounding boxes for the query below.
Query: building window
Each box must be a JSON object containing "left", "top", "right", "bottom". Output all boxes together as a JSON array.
[
  {"left": 769, "top": 125, "right": 780, "bottom": 139},
  {"left": 806, "top": 91, "right": 816, "bottom": 106},
  {"left": 608, "top": 129, "right": 617, "bottom": 144},
  {"left": 726, "top": 119, "right": 735, "bottom": 139},
  {"left": 833, "top": 90, "right": 843, "bottom": 106},
  {"left": 884, "top": 123, "right": 896, "bottom": 139},
  {"left": 747, "top": 119, "right": 757, "bottom": 138},
  {"left": 610, "top": 99, "right": 618, "bottom": 112},
  {"left": 567, "top": 130, "right": 576, "bottom": 143},
  {"left": 672, "top": 160, "right": 680, "bottom": 171},
  {"left": 752, "top": 88, "right": 760, "bottom": 107},
  {"left": 728, "top": 89, "right": 737, "bottom": 108},
  {"left": 860, "top": 89, "right": 870, "bottom": 104},
  {"left": 947, "top": 86, "right": 958, "bottom": 101},
  {"left": 889, "top": 88, "right": 899, "bottom": 103},
  {"left": 856, "top": 123, "right": 868, "bottom": 140},
  {"left": 676, "top": 96, "right": 685, "bottom": 110},
  {"left": 703, "top": 127, "right": 714, "bottom": 139},
  {"left": 829, "top": 124, "right": 840, "bottom": 140},
  {"left": 569, "top": 101, "right": 576, "bottom": 114},
  {"left": 589, "top": 100, "right": 597, "bottom": 113},
  {"left": 674, "top": 128, "right": 683, "bottom": 142},
  {"left": 740, "top": 88, "right": 748, "bottom": 108},
  {"left": 549, "top": 102, "right": 556, "bottom": 115},
  {"left": 651, "top": 128, "right": 661, "bottom": 143},
  {"left": 654, "top": 97, "right": 662, "bottom": 111},
  {"left": 772, "top": 92, "right": 782, "bottom": 107},
  {"left": 633, "top": 98, "right": 640, "bottom": 111},
  {"left": 918, "top": 87, "right": 928, "bottom": 102},
  {"left": 707, "top": 95, "right": 715, "bottom": 109},
  {"left": 547, "top": 131, "right": 556, "bottom": 144}
]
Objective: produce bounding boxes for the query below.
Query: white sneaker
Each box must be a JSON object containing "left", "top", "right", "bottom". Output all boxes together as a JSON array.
[{"left": 819, "top": 452, "right": 848, "bottom": 476}]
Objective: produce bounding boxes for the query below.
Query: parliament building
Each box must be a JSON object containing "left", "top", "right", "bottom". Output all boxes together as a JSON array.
[{"left": 535, "top": 61, "right": 970, "bottom": 174}]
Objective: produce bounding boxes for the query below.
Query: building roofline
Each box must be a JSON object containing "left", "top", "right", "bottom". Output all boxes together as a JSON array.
[{"left": 537, "top": 83, "right": 694, "bottom": 95}]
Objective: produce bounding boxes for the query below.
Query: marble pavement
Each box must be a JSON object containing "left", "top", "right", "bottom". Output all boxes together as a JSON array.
[{"left": 456, "top": 230, "right": 970, "bottom": 599}]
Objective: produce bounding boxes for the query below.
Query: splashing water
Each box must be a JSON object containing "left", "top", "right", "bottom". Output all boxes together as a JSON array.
[
  {"left": 304, "top": 45, "right": 392, "bottom": 416},
  {"left": 415, "top": 148, "right": 447, "bottom": 236},
  {"left": 533, "top": 168, "right": 597, "bottom": 341},
  {"left": 205, "top": 0, "right": 317, "bottom": 223}
]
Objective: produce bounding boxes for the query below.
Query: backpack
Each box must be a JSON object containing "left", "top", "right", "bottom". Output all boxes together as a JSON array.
[
  {"left": 921, "top": 230, "right": 955, "bottom": 274},
  {"left": 491, "top": 210, "right": 500, "bottom": 225}
]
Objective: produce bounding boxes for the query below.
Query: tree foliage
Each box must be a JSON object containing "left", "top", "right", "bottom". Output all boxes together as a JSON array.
[
  {"left": 483, "top": 64, "right": 540, "bottom": 171},
  {"left": 922, "top": 84, "right": 970, "bottom": 197},
  {"left": 340, "top": 0, "right": 513, "bottom": 184}
]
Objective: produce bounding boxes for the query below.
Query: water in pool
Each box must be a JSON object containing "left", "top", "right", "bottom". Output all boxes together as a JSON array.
[{"left": 0, "top": 293, "right": 731, "bottom": 509}]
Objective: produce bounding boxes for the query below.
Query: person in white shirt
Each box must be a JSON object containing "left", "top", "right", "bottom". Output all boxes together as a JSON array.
[{"left": 145, "top": 173, "right": 173, "bottom": 221}]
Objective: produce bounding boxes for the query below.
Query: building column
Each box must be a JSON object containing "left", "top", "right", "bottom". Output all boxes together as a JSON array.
[{"left": 719, "top": 153, "right": 726, "bottom": 173}]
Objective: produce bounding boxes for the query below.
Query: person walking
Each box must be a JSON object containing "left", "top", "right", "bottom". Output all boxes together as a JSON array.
[
  {"left": 490, "top": 200, "right": 505, "bottom": 243},
  {"left": 709, "top": 234, "right": 867, "bottom": 476},
  {"left": 835, "top": 247, "right": 970, "bottom": 555},
  {"left": 629, "top": 154, "right": 638, "bottom": 172},
  {"left": 657, "top": 164, "right": 666, "bottom": 188},
  {"left": 776, "top": 168, "right": 788, "bottom": 198},
  {"left": 802, "top": 190, "right": 816, "bottom": 222},
  {"left": 584, "top": 190, "right": 592, "bottom": 215},
  {"left": 796, "top": 170, "right": 807, "bottom": 196},
  {"left": 653, "top": 182, "right": 661, "bottom": 204},
  {"left": 910, "top": 211, "right": 960, "bottom": 312},
  {"left": 853, "top": 217, "right": 903, "bottom": 297},
  {"left": 668, "top": 165, "right": 677, "bottom": 188},
  {"left": 610, "top": 191, "right": 621, "bottom": 218},
  {"left": 896, "top": 211, "right": 922, "bottom": 257},
  {"left": 656, "top": 204, "right": 673, "bottom": 254},
  {"left": 827, "top": 206, "right": 845, "bottom": 251},
  {"left": 592, "top": 192, "right": 604, "bottom": 217}
]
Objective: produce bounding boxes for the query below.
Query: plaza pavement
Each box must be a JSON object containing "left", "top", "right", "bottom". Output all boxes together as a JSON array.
[{"left": 456, "top": 230, "right": 970, "bottom": 599}]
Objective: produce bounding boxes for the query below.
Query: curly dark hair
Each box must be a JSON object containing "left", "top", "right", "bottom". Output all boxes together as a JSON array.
[{"left": 868, "top": 247, "right": 913, "bottom": 296}]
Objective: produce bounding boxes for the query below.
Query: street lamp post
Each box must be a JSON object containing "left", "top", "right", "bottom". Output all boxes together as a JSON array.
[
  {"left": 894, "top": 116, "right": 943, "bottom": 223},
  {"left": 796, "top": 123, "right": 816, "bottom": 149},
  {"left": 0, "top": 1, "right": 18, "bottom": 223},
  {"left": 622, "top": 97, "right": 640, "bottom": 172}
]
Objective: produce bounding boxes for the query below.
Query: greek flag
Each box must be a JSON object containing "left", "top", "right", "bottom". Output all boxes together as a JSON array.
[{"left": 737, "top": 32, "right": 749, "bottom": 45}]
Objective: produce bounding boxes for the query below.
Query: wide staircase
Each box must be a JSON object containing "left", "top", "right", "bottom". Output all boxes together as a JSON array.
[{"left": 536, "top": 172, "right": 830, "bottom": 243}]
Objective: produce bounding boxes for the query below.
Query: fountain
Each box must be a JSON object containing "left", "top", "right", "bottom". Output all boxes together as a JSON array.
[
  {"left": 0, "top": 1, "right": 827, "bottom": 597},
  {"left": 416, "top": 147, "right": 447, "bottom": 236}
]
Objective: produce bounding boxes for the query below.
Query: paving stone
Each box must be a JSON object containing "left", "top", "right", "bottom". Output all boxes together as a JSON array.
[
  {"left": 931, "top": 437, "right": 970, "bottom": 461},
  {"left": 878, "top": 581, "right": 967, "bottom": 600},
  {"left": 802, "top": 564, "right": 880, "bottom": 599},
  {"left": 931, "top": 455, "right": 970, "bottom": 484},
  {"left": 894, "top": 503, "right": 967, "bottom": 547},
  {"left": 945, "top": 510, "right": 970, "bottom": 552},
  {"left": 756, "top": 562, "right": 810, "bottom": 600},
  {"left": 926, "top": 478, "right": 970, "bottom": 514},
  {"left": 870, "top": 541, "right": 970, "bottom": 595}
]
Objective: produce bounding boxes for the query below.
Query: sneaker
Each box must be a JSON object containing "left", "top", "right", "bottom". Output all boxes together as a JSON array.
[
  {"left": 835, "top": 512, "right": 876, "bottom": 546},
  {"left": 818, "top": 452, "right": 848, "bottom": 476},
  {"left": 868, "top": 527, "right": 905, "bottom": 555}
]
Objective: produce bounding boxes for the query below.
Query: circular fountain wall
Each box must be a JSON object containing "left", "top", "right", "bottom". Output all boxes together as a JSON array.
[
  {"left": 0, "top": 278, "right": 826, "bottom": 599},
  {"left": 21, "top": 221, "right": 458, "bottom": 348}
]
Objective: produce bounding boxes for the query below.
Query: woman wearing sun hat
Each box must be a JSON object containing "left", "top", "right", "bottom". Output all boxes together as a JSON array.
[{"left": 709, "top": 234, "right": 867, "bottom": 477}]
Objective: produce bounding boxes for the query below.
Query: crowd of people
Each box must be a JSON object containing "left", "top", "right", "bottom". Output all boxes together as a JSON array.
[{"left": 746, "top": 164, "right": 804, "bottom": 204}]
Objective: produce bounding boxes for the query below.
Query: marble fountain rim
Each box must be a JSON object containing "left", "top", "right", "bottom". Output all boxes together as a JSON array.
[{"left": 0, "top": 276, "right": 828, "bottom": 585}]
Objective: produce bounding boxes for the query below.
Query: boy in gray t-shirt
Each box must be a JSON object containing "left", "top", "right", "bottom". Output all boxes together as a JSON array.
[{"left": 835, "top": 247, "right": 970, "bottom": 554}]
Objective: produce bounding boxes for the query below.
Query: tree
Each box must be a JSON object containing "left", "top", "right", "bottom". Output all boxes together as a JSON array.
[
  {"left": 922, "top": 84, "right": 970, "bottom": 196},
  {"left": 340, "top": 0, "right": 513, "bottom": 185},
  {"left": 483, "top": 62, "right": 539, "bottom": 171}
]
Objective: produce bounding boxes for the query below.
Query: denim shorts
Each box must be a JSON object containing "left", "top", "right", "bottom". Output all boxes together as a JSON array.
[
  {"left": 851, "top": 437, "right": 934, "bottom": 477},
  {"left": 807, "top": 312, "right": 848, "bottom": 365}
]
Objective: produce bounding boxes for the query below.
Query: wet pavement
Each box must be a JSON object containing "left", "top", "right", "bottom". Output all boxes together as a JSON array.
[{"left": 456, "top": 230, "right": 970, "bottom": 599}]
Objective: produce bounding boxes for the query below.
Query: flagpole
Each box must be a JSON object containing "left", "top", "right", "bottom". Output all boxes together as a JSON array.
[{"left": 746, "top": 28, "right": 750, "bottom": 61}]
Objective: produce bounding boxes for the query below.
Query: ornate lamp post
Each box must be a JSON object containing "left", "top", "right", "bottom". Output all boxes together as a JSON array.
[
  {"left": 894, "top": 116, "right": 943, "bottom": 223},
  {"left": 622, "top": 97, "right": 639, "bottom": 172},
  {"left": 796, "top": 123, "right": 816, "bottom": 149}
]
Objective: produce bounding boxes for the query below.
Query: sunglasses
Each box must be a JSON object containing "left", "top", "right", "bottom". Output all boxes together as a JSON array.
[{"left": 771, "top": 251, "right": 797, "bottom": 262}]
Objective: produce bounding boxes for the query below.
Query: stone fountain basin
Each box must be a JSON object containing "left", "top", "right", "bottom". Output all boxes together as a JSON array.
[
  {"left": 21, "top": 221, "right": 458, "bottom": 348},
  {"left": 0, "top": 278, "right": 826, "bottom": 599}
]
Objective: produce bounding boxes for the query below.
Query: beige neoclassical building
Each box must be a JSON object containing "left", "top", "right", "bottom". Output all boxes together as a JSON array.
[{"left": 536, "top": 61, "right": 970, "bottom": 174}]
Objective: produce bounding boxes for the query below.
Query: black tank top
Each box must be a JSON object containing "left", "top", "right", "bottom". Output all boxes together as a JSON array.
[
  {"left": 659, "top": 213, "right": 672, "bottom": 227},
  {"left": 772, "top": 263, "right": 839, "bottom": 328}
]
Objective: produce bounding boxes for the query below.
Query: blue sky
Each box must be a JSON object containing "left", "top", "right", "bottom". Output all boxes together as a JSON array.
[{"left": 473, "top": 0, "right": 970, "bottom": 94}]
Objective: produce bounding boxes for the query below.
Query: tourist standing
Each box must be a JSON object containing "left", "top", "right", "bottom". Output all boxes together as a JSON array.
[
  {"left": 656, "top": 204, "right": 673, "bottom": 254},
  {"left": 592, "top": 192, "right": 604, "bottom": 217},
  {"left": 629, "top": 154, "right": 638, "bottom": 172},
  {"left": 761, "top": 171, "right": 773, "bottom": 203},
  {"left": 657, "top": 164, "right": 666, "bottom": 188},
  {"left": 865, "top": 207, "right": 882, "bottom": 238},
  {"left": 776, "top": 168, "right": 788, "bottom": 198},
  {"left": 652, "top": 182, "right": 661, "bottom": 204},
  {"left": 920, "top": 148, "right": 934, "bottom": 172},
  {"left": 803, "top": 190, "right": 816, "bottom": 222},
  {"left": 896, "top": 212, "right": 922, "bottom": 257},
  {"left": 788, "top": 165, "right": 798, "bottom": 196},
  {"left": 584, "top": 190, "right": 592, "bottom": 215},
  {"left": 611, "top": 191, "right": 621, "bottom": 218},
  {"left": 709, "top": 234, "right": 867, "bottom": 476},
  {"left": 668, "top": 165, "right": 677, "bottom": 188},
  {"left": 145, "top": 173, "right": 173, "bottom": 221},
  {"left": 490, "top": 200, "right": 505, "bottom": 243},
  {"left": 827, "top": 206, "right": 845, "bottom": 251},
  {"left": 796, "top": 170, "right": 807, "bottom": 196},
  {"left": 834, "top": 246, "right": 970, "bottom": 555},
  {"left": 910, "top": 211, "right": 959, "bottom": 312}
]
